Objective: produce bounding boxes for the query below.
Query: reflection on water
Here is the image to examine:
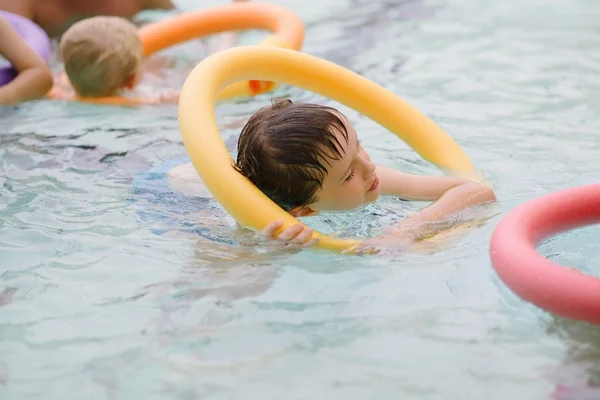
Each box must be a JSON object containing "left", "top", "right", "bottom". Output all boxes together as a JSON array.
[{"left": 547, "top": 317, "right": 600, "bottom": 399}]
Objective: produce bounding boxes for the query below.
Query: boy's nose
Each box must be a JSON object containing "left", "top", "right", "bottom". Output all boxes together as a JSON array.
[{"left": 362, "top": 157, "right": 376, "bottom": 177}]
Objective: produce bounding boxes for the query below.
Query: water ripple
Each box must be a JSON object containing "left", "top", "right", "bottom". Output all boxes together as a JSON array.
[{"left": 1, "top": 0, "right": 599, "bottom": 398}]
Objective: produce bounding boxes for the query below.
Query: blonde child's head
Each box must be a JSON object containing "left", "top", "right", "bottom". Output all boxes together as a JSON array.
[{"left": 60, "top": 16, "right": 143, "bottom": 97}]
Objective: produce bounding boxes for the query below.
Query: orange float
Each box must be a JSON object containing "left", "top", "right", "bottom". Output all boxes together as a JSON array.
[{"left": 48, "top": 2, "right": 304, "bottom": 105}]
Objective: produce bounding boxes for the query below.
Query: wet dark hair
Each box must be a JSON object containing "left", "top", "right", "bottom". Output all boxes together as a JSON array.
[{"left": 235, "top": 99, "right": 349, "bottom": 211}]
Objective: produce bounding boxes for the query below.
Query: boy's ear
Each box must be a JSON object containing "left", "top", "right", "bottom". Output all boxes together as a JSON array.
[
  {"left": 289, "top": 206, "right": 319, "bottom": 218},
  {"left": 123, "top": 72, "right": 139, "bottom": 90}
]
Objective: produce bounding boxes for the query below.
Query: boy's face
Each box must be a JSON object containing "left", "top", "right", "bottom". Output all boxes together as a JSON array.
[{"left": 309, "top": 116, "right": 380, "bottom": 212}]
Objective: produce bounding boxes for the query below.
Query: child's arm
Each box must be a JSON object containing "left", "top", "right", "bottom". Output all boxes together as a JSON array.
[
  {"left": 260, "top": 167, "right": 494, "bottom": 252},
  {"left": 0, "top": 16, "right": 53, "bottom": 105},
  {"left": 373, "top": 166, "right": 496, "bottom": 241}
]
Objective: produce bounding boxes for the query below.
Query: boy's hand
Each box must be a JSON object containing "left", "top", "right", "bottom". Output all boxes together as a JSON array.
[{"left": 261, "top": 221, "right": 319, "bottom": 248}]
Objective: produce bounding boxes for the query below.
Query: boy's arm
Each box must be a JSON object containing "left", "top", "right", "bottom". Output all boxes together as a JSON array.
[
  {"left": 0, "top": 16, "right": 53, "bottom": 105},
  {"left": 375, "top": 166, "right": 496, "bottom": 241}
]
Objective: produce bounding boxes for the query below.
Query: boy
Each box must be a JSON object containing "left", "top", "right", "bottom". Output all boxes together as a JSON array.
[{"left": 170, "top": 99, "right": 496, "bottom": 252}]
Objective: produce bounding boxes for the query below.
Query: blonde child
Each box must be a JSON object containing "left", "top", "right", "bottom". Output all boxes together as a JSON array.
[
  {"left": 56, "top": 16, "right": 155, "bottom": 101},
  {"left": 54, "top": 4, "right": 249, "bottom": 105}
]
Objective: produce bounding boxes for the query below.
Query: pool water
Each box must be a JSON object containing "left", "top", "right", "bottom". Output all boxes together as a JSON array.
[{"left": 1, "top": 0, "right": 599, "bottom": 399}]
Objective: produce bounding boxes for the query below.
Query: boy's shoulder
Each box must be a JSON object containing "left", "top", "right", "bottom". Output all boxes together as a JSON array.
[{"left": 166, "top": 162, "right": 212, "bottom": 198}]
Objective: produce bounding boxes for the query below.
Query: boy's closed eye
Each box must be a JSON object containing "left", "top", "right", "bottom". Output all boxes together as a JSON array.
[{"left": 345, "top": 169, "right": 355, "bottom": 182}]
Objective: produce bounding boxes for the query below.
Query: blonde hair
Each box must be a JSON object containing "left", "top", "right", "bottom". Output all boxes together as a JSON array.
[{"left": 60, "top": 16, "right": 143, "bottom": 97}]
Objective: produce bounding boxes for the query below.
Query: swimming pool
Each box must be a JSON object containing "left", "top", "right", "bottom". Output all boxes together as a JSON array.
[{"left": 1, "top": 0, "right": 599, "bottom": 398}]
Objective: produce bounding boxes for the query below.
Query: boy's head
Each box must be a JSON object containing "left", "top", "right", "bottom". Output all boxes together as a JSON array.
[
  {"left": 60, "top": 16, "right": 143, "bottom": 97},
  {"left": 236, "top": 99, "right": 380, "bottom": 216}
]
